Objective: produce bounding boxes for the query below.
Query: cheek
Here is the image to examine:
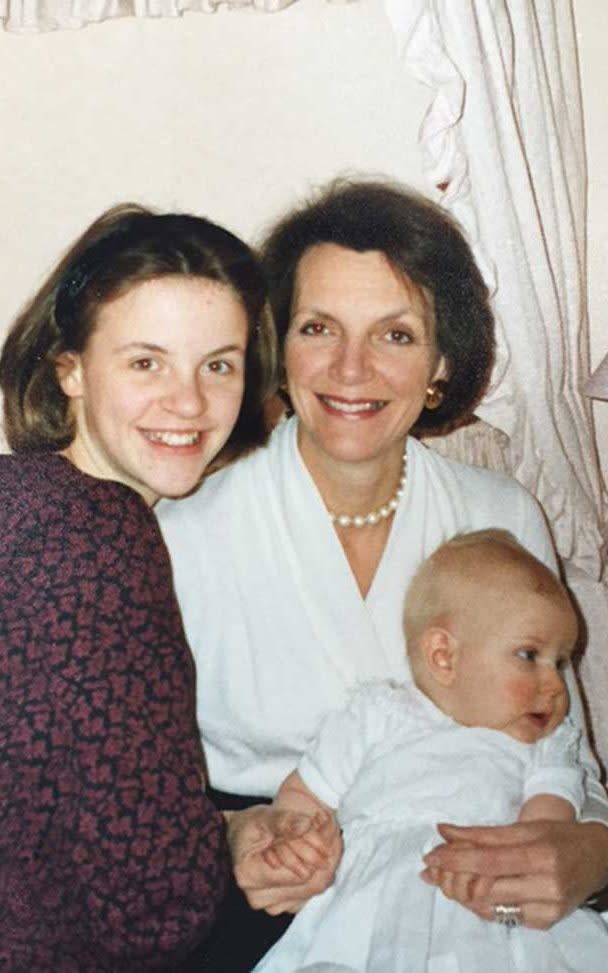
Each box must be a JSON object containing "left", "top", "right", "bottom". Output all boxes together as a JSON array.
[
  {"left": 95, "top": 379, "right": 148, "bottom": 418},
  {"left": 384, "top": 354, "right": 438, "bottom": 398},
  {"left": 284, "top": 339, "right": 326, "bottom": 388},
  {"left": 555, "top": 685, "right": 570, "bottom": 716},
  {"left": 500, "top": 675, "right": 537, "bottom": 708},
  {"left": 213, "top": 381, "right": 246, "bottom": 422},
  {"left": 284, "top": 345, "right": 306, "bottom": 387}
]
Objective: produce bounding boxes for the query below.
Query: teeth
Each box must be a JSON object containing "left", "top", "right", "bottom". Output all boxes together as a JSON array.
[
  {"left": 322, "top": 397, "right": 386, "bottom": 414},
  {"left": 145, "top": 431, "right": 200, "bottom": 446}
]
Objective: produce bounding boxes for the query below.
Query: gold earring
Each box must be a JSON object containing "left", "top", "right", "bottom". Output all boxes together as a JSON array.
[{"left": 425, "top": 383, "right": 444, "bottom": 410}]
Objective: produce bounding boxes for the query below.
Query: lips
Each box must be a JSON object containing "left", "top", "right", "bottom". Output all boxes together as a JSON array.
[
  {"left": 319, "top": 395, "right": 388, "bottom": 415},
  {"left": 142, "top": 430, "right": 202, "bottom": 447}
]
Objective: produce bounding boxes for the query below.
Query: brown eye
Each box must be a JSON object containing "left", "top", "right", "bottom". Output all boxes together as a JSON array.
[
  {"left": 206, "top": 360, "right": 232, "bottom": 375},
  {"left": 301, "top": 322, "right": 329, "bottom": 336},
  {"left": 384, "top": 329, "right": 413, "bottom": 345},
  {"left": 131, "top": 358, "right": 158, "bottom": 371}
]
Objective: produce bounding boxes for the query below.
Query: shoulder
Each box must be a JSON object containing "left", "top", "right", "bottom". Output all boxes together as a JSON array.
[
  {"left": 409, "top": 437, "right": 530, "bottom": 503},
  {"left": 157, "top": 425, "right": 282, "bottom": 532},
  {"left": 408, "top": 438, "right": 554, "bottom": 563},
  {"left": 344, "top": 680, "right": 429, "bottom": 727},
  {"left": 535, "top": 717, "right": 582, "bottom": 761},
  {"left": 156, "top": 459, "right": 241, "bottom": 536},
  {"left": 0, "top": 452, "right": 157, "bottom": 548}
]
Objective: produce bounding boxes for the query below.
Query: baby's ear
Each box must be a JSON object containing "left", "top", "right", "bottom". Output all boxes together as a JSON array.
[{"left": 420, "top": 626, "right": 458, "bottom": 686}]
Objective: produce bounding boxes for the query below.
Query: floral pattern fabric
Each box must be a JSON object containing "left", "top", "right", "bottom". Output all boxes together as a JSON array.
[{"left": 0, "top": 452, "right": 229, "bottom": 971}]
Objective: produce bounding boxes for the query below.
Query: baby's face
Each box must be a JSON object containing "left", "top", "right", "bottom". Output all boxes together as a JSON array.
[{"left": 448, "top": 587, "right": 577, "bottom": 744}]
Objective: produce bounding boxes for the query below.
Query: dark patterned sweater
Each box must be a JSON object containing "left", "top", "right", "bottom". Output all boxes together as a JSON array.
[{"left": 0, "top": 453, "right": 230, "bottom": 971}]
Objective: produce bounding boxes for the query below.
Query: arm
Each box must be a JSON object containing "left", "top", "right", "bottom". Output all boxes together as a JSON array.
[
  {"left": 225, "top": 787, "right": 343, "bottom": 915},
  {"left": 262, "top": 771, "right": 339, "bottom": 876},
  {"left": 72, "top": 499, "right": 231, "bottom": 963},
  {"left": 227, "top": 687, "right": 387, "bottom": 916},
  {"left": 421, "top": 794, "right": 578, "bottom": 912},
  {"left": 421, "top": 709, "right": 608, "bottom": 927},
  {"left": 2, "top": 482, "right": 229, "bottom": 968},
  {"left": 518, "top": 794, "right": 576, "bottom": 823},
  {"left": 513, "top": 486, "right": 608, "bottom": 826},
  {"left": 421, "top": 819, "right": 608, "bottom": 928}
]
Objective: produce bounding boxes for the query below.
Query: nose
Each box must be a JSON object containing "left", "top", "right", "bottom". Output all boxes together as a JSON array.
[
  {"left": 539, "top": 664, "right": 566, "bottom": 697},
  {"left": 162, "top": 374, "right": 207, "bottom": 418},
  {"left": 328, "top": 336, "right": 373, "bottom": 386}
]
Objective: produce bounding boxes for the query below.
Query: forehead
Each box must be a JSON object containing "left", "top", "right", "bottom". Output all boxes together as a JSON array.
[
  {"left": 293, "top": 243, "right": 432, "bottom": 319},
  {"left": 477, "top": 583, "right": 578, "bottom": 643},
  {"left": 89, "top": 275, "right": 248, "bottom": 349}
]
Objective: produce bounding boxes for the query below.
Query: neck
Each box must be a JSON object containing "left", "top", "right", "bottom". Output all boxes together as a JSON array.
[
  {"left": 59, "top": 442, "right": 157, "bottom": 507},
  {"left": 297, "top": 429, "right": 407, "bottom": 520}
]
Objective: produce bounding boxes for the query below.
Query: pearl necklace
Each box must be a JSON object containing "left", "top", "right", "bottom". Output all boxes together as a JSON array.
[{"left": 329, "top": 449, "right": 408, "bottom": 528}]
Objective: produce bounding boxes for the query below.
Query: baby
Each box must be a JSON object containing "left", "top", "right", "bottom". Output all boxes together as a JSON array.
[{"left": 254, "top": 530, "right": 608, "bottom": 973}]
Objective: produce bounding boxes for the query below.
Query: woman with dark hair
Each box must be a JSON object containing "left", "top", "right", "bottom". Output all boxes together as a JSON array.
[
  {"left": 158, "top": 180, "right": 608, "bottom": 965},
  {"left": 0, "top": 202, "right": 289, "bottom": 971}
]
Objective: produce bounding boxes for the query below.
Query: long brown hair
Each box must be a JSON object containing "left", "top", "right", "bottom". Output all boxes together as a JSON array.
[{"left": 1, "top": 204, "right": 278, "bottom": 458}]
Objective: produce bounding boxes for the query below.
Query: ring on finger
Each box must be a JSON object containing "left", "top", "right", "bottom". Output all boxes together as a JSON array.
[{"left": 494, "top": 903, "right": 523, "bottom": 929}]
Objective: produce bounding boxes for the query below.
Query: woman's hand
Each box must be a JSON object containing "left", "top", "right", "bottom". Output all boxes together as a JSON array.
[
  {"left": 225, "top": 805, "right": 342, "bottom": 915},
  {"left": 421, "top": 820, "right": 608, "bottom": 929}
]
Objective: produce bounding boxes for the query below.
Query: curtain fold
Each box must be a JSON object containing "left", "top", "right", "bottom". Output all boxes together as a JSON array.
[
  {"left": 385, "top": 0, "right": 606, "bottom": 580},
  {"left": 0, "top": 0, "right": 334, "bottom": 32}
]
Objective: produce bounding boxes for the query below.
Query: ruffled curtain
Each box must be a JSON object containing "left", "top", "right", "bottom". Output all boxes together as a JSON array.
[
  {"left": 0, "top": 0, "right": 348, "bottom": 33},
  {"left": 386, "top": 0, "right": 608, "bottom": 768}
]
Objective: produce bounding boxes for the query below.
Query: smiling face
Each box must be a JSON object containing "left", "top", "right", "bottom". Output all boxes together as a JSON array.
[
  {"left": 284, "top": 244, "right": 447, "bottom": 477},
  {"left": 57, "top": 275, "right": 248, "bottom": 505},
  {"left": 441, "top": 580, "right": 578, "bottom": 744}
]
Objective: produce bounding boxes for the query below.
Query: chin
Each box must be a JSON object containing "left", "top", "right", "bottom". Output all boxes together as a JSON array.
[
  {"left": 505, "top": 723, "right": 547, "bottom": 745},
  {"left": 147, "top": 469, "right": 205, "bottom": 502}
]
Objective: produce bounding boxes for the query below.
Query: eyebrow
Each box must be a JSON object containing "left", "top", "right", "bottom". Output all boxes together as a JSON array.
[
  {"left": 116, "top": 342, "right": 167, "bottom": 354},
  {"left": 292, "top": 304, "right": 425, "bottom": 320},
  {"left": 291, "top": 304, "right": 434, "bottom": 337}
]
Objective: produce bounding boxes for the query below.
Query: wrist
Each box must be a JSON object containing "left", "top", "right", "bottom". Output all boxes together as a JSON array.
[{"left": 581, "top": 820, "right": 608, "bottom": 896}]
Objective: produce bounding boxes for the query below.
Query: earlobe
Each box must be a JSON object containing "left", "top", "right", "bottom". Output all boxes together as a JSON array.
[
  {"left": 55, "top": 352, "right": 83, "bottom": 399},
  {"left": 421, "top": 626, "right": 458, "bottom": 687}
]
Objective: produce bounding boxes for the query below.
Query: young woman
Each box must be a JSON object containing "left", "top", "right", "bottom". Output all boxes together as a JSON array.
[{"left": 0, "top": 203, "right": 280, "bottom": 971}]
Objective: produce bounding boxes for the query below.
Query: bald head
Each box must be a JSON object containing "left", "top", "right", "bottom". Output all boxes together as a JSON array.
[{"left": 405, "top": 529, "right": 575, "bottom": 686}]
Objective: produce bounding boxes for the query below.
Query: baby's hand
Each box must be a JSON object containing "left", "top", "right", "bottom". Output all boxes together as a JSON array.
[
  {"left": 421, "top": 864, "right": 494, "bottom": 904},
  {"left": 262, "top": 810, "right": 340, "bottom": 881}
]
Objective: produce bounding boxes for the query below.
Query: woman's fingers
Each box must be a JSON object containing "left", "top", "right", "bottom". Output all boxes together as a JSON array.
[
  {"left": 261, "top": 843, "right": 313, "bottom": 879},
  {"left": 425, "top": 821, "right": 570, "bottom": 884},
  {"left": 422, "top": 820, "right": 608, "bottom": 928},
  {"left": 422, "top": 866, "right": 562, "bottom": 927},
  {"left": 421, "top": 865, "right": 495, "bottom": 902},
  {"left": 229, "top": 804, "right": 343, "bottom": 913},
  {"left": 261, "top": 837, "right": 323, "bottom": 879},
  {"left": 226, "top": 805, "right": 312, "bottom": 861},
  {"left": 240, "top": 856, "right": 337, "bottom": 913},
  {"left": 468, "top": 877, "right": 567, "bottom": 929}
]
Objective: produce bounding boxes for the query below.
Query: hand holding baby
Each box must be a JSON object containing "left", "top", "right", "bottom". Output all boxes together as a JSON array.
[{"left": 226, "top": 799, "right": 342, "bottom": 915}]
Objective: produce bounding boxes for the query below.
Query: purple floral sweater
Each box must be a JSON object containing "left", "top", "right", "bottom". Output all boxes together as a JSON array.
[{"left": 0, "top": 453, "right": 230, "bottom": 971}]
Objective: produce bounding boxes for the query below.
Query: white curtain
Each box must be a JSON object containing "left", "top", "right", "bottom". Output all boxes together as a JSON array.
[
  {"left": 0, "top": 0, "right": 350, "bottom": 33},
  {"left": 386, "top": 0, "right": 608, "bottom": 768}
]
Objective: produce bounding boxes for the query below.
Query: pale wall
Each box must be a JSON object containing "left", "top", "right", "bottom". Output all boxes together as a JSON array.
[
  {"left": 0, "top": 0, "right": 429, "bottom": 322},
  {"left": 0, "top": 0, "right": 606, "bottom": 485}
]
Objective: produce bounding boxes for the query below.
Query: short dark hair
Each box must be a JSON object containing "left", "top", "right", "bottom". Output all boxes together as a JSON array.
[
  {"left": 1, "top": 203, "right": 277, "bottom": 456},
  {"left": 260, "top": 178, "right": 494, "bottom": 432}
]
